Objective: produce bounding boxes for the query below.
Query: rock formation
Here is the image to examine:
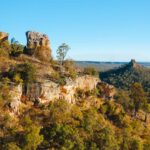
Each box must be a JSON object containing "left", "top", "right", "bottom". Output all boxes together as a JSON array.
[
  {"left": 22, "top": 75, "right": 100, "bottom": 104},
  {"left": 129, "top": 59, "right": 140, "bottom": 68},
  {"left": 8, "top": 84, "right": 22, "bottom": 114},
  {"left": 0, "top": 32, "right": 8, "bottom": 43},
  {"left": 25, "top": 31, "right": 51, "bottom": 61}
]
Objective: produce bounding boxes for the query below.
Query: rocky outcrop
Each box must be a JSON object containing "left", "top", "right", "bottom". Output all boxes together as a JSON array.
[
  {"left": 7, "top": 75, "right": 100, "bottom": 114},
  {"left": 129, "top": 59, "right": 140, "bottom": 68},
  {"left": 9, "top": 84, "right": 22, "bottom": 114},
  {"left": 0, "top": 32, "right": 8, "bottom": 43},
  {"left": 25, "top": 31, "right": 51, "bottom": 61},
  {"left": 60, "top": 76, "right": 99, "bottom": 103},
  {"left": 26, "top": 31, "right": 50, "bottom": 49},
  {"left": 23, "top": 75, "right": 100, "bottom": 104}
]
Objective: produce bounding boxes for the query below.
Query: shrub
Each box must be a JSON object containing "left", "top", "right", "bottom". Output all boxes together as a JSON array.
[
  {"left": 94, "top": 127, "right": 119, "bottom": 150},
  {"left": 50, "top": 72, "right": 66, "bottom": 85},
  {"left": 10, "top": 43, "right": 24, "bottom": 57},
  {"left": 83, "top": 67, "right": 98, "bottom": 76},
  {"left": 9, "top": 62, "right": 37, "bottom": 83},
  {"left": 22, "top": 125, "right": 43, "bottom": 150},
  {"left": 41, "top": 124, "right": 84, "bottom": 150},
  {"left": 63, "top": 59, "right": 77, "bottom": 79}
]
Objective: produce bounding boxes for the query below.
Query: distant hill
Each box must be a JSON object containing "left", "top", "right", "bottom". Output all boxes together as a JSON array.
[
  {"left": 100, "top": 59, "right": 150, "bottom": 94},
  {"left": 75, "top": 61, "right": 150, "bottom": 71}
]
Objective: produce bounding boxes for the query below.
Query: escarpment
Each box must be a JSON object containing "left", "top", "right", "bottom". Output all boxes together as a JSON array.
[
  {"left": 8, "top": 75, "right": 100, "bottom": 113},
  {"left": 22, "top": 75, "right": 100, "bottom": 104}
]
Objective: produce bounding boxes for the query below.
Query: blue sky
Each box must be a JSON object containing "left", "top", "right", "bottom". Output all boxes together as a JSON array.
[{"left": 0, "top": 0, "right": 150, "bottom": 62}]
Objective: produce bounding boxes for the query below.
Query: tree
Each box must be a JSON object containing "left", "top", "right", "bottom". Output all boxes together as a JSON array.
[
  {"left": 56, "top": 43, "right": 70, "bottom": 66},
  {"left": 130, "top": 82, "right": 147, "bottom": 117},
  {"left": 9, "top": 62, "right": 37, "bottom": 83},
  {"left": 23, "top": 125, "right": 43, "bottom": 150},
  {"left": 83, "top": 67, "right": 98, "bottom": 76},
  {"left": 115, "top": 90, "right": 131, "bottom": 112},
  {"left": 94, "top": 127, "right": 119, "bottom": 150},
  {"left": 10, "top": 43, "right": 24, "bottom": 57},
  {"left": 41, "top": 124, "right": 84, "bottom": 150},
  {"left": 22, "top": 116, "right": 43, "bottom": 150},
  {"left": 121, "top": 130, "right": 143, "bottom": 150}
]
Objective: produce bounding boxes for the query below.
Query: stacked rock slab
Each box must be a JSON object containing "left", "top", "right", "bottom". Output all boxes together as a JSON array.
[{"left": 25, "top": 31, "right": 51, "bottom": 61}]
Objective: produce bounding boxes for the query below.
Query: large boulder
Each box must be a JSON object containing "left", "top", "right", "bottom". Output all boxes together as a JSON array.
[{"left": 25, "top": 31, "right": 51, "bottom": 61}]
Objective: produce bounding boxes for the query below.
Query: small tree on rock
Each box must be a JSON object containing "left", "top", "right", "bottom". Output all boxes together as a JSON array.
[{"left": 57, "top": 43, "right": 70, "bottom": 66}]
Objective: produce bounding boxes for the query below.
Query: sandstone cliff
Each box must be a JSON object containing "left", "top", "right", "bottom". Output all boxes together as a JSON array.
[
  {"left": 23, "top": 75, "right": 100, "bottom": 104},
  {"left": 9, "top": 75, "right": 100, "bottom": 113}
]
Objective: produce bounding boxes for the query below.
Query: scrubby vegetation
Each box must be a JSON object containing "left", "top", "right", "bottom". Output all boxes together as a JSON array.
[
  {"left": 83, "top": 66, "right": 98, "bottom": 76},
  {"left": 0, "top": 33, "right": 150, "bottom": 150},
  {"left": 0, "top": 94, "right": 150, "bottom": 149}
]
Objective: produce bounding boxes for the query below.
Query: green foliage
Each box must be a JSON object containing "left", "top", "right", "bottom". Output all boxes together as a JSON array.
[
  {"left": 94, "top": 127, "right": 119, "bottom": 150},
  {"left": 9, "top": 62, "right": 37, "bottom": 83},
  {"left": 22, "top": 125, "right": 43, "bottom": 150},
  {"left": 4, "top": 142, "right": 21, "bottom": 150},
  {"left": 42, "top": 124, "right": 84, "bottom": 150},
  {"left": 57, "top": 43, "right": 70, "bottom": 65},
  {"left": 130, "top": 82, "right": 147, "bottom": 116},
  {"left": 48, "top": 100, "right": 70, "bottom": 124},
  {"left": 81, "top": 108, "right": 99, "bottom": 133},
  {"left": 115, "top": 90, "right": 132, "bottom": 111},
  {"left": 12, "top": 74, "right": 23, "bottom": 84},
  {"left": 10, "top": 43, "right": 24, "bottom": 57},
  {"left": 100, "top": 62, "right": 150, "bottom": 98},
  {"left": 121, "top": 129, "right": 143, "bottom": 150},
  {"left": 63, "top": 59, "right": 77, "bottom": 79},
  {"left": 144, "top": 140, "right": 150, "bottom": 150},
  {"left": 83, "top": 66, "right": 98, "bottom": 76},
  {"left": 50, "top": 71, "right": 66, "bottom": 85},
  {"left": 99, "top": 101, "right": 125, "bottom": 127}
]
